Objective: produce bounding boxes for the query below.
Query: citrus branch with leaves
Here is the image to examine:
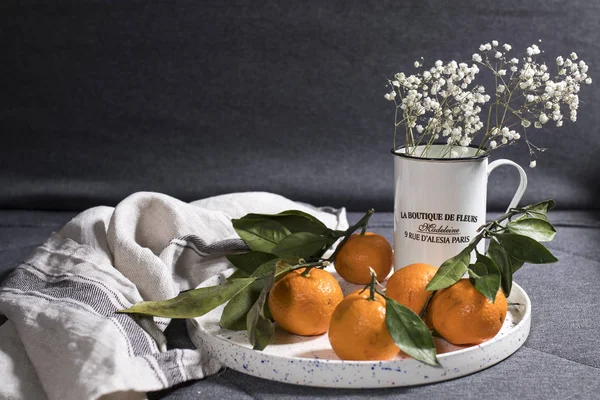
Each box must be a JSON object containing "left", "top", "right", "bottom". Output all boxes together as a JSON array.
[{"left": 119, "top": 200, "right": 558, "bottom": 366}]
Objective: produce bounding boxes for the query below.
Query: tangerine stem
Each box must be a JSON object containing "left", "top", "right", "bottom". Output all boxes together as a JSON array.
[
  {"left": 328, "top": 209, "right": 374, "bottom": 261},
  {"left": 296, "top": 261, "right": 331, "bottom": 276},
  {"left": 360, "top": 225, "right": 368, "bottom": 235},
  {"left": 419, "top": 291, "right": 437, "bottom": 319},
  {"left": 368, "top": 270, "right": 377, "bottom": 301},
  {"left": 359, "top": 210, "right": 373, "bottom": 236}
]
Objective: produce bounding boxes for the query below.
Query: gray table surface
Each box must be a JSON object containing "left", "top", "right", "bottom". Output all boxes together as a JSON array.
[{"left": 1, "top": 210, "right": 599, "bottom": 399}]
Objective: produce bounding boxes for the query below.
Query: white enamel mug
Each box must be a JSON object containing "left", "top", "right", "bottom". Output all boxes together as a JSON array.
[{"left": 392, "top": 144, "right": 527, "bottom": 270}]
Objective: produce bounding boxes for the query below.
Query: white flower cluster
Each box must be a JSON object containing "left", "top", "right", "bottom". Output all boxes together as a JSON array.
[
  {"left": 385, "top": 60, "right": 490, "bottom": 153},
  {"left": 387, "top": 41, "right": 593, "bottom": 165}
]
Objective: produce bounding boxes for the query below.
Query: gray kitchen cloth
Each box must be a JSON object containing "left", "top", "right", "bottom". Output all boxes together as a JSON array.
[{"left": 0, "top": 191, "right": 348, "bottom": 400}]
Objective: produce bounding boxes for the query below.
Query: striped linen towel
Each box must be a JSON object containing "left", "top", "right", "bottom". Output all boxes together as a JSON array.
[{"left": 0, "top": 192, "right": 348, "bottom": 400}]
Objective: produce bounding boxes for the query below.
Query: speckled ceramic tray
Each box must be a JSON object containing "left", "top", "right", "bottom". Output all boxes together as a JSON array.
[{"left": 189, "top": 268, "right": 531, "bottom": 388}]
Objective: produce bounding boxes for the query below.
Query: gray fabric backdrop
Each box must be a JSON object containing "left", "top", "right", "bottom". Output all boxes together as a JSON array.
[{"left": 1, "top": 0, "right": 599, "bottom": 211}]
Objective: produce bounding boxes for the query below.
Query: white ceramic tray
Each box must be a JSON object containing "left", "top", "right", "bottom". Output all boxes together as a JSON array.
[{"left": 189, "top": 268, "right": 531, "bottom": 388}]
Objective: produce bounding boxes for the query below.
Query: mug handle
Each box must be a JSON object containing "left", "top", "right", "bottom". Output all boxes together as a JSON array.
[{"left": 487, "top": 159, "right": 528, "bottom": 223}]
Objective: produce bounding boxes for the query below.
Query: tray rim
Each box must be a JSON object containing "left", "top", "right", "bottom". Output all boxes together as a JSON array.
[{"left": 189, "top": 270, "right": 531, "bottom": 387}]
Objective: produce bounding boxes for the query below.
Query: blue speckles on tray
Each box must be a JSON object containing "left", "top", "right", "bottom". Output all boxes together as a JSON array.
[{"left": 189, "top": 273, "right": 532, "bottom": 388}]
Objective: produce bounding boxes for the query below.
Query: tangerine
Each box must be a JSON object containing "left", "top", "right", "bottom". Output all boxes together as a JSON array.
[
  {"left": 427, "top": 279, "right": 508, "bottom": 345},
  {"left": 334, "top": 232, "right": 393, "bottom": 284},
  {"left": 267, "top": 267, "right": 343, "bottom": 336},
  {"left": 328, "top": 289, "right": 399, "bottom": 361},
  {"left": 385, "top": 263, "right": 438, "bottom": 315}
]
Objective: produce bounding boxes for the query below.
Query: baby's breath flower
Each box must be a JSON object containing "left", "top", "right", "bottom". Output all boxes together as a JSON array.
[
  {"left": 387, "top": 41, "right": 591, "bottom": 162},
  {"left": 527, "top": 44, "right": 541, "bottom": 55},
  {"left": 570, "top": 111, "right": 577, "bottom": 122},
  {"left": 520, "top": 79, "right": 532, "bottom": 89},
  {"left": 529, "top": 160, "right": 537, "bottom": 168}
]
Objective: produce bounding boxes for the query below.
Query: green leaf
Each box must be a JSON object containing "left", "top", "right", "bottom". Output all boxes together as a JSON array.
[
  {"left": 118, "top": 278, "right": 256, "bottom": 318},
  {"left": 330, "top": 230, "right": 348, "bottom": 238},
  {"left": 470, "top": 254, "right": 501, "bottom": 302},
  {"left": 253, "top": 258, "right": 295, "bottom": 280},
  {"left": 520, "top": 211, "right": 549, "bottom": 222},
  {"left": 275, "top": 210, "right": 330, "bottom": 234},
  {"left": 495, "top": 233, "right": 559, "bottom": 264},
  {"left": 510, "top": 256, "right": 525, "bottom": 273},
  {"left": 226, "top": 268, "right": 250, "bottom": 281},
  {"left": 275, "top": 209, "right": 328, "bottom": 222},
  {"left": 226, "top": 251, "right": 278, "bottom": 276},
  {"left": 220, "top": 258, "right": 293, "bottom": 330},
  {"left": 385, "top": 298, "right": 439, "bottom": 366},
  {"left": 232, "top": 218, "right": 291, "bottom": 253},
  {"left": 507, "top": 218, "right": 556, "bottom": 242},
  {"left": 487, "top": 238, "right": 513, "bottom": 297},
  {"left": 241, "top": 210, "right": 330, "bottom": 235},
  {"left": 426, "top": 248, "right": 472, "bottom": 291},
  {"left": 528, "top": 199, "right": 555, "bottom": 213},
  {"left": 246, "top": 263, "right": 276, "bottom": 350},
  {"left": 274, "top": 261, "right": 295, "bottom": 279},
  {"left": 279, "top": 215, "right": 330, "bottom": 235},
  {"left": 467, "top": 267, "right": 482, "bottom": 279},
  {"left": 271, "top": 232, "right": 328, "bottom": 258},
  {"left": 517, "top": 199, "right": 555, "bottom": 222},
  {"left": 220, "top": 280, "right": 264, "bottom": 330}
]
